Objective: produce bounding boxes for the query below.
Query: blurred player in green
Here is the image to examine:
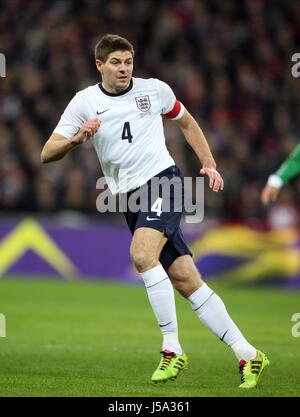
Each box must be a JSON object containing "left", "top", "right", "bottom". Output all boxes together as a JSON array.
[{"left": 262, "top": 144, "right": 300, "bottom": 204}]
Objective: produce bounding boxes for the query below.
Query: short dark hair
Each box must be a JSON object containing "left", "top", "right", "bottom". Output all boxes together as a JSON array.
[{"left": 95, "top": 34, "right": 135, "bottom": 62}]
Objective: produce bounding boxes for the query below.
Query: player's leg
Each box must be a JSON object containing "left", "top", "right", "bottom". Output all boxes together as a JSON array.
[
  {"left": 167, "top": 254, "right": 269, "bottom": 388},
  {"left": 167, "top": 254, "right": 254, "bottom": 352},
  {"left": 130, "top": 227, "right": 187, "bottom": 383},
  {"left": 130, "top": 227, "right": 167, "bottom": 272},
  {"left": 125, "top": 165, "right": 191, "bottom": 382},
  {"left": 130, "top": 227, "right": 183, "bottom": 354}
]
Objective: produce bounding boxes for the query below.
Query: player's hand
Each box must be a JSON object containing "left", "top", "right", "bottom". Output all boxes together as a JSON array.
[
  {"left": 261, "top": 185, "right": 280, "bottom": 205},
  {"left": 72, "top": 118, "right": 100, "bottom": 144},
  {"left": 200, "top": 167, "right": 224, "bottom": 192}
]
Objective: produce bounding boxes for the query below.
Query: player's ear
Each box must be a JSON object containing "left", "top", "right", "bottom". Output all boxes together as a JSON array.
[{"left": 95, "top": 59, "right": 103, "bottom": 73}]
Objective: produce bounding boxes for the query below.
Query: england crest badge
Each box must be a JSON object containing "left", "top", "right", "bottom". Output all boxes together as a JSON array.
[{"left": 135, "top": 95, "right": 151, "bottom": 112}]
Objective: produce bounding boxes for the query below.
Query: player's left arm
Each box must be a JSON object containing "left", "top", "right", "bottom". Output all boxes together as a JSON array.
[
  {"left": 261, "top": 143, "right": 300, "bottom": 205},
  {"left": 174, "top": 108, "right": 224, "bottom": 192}
]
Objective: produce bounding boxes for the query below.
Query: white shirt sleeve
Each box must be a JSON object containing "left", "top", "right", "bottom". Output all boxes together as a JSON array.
[
  {"left": 155, "top": 79, "right": 177, "bottom": 114},
  {"left": 53, "top": 92, "right": 86, "bottom": 138},
  {"left": 267, "top": 174, "right": 284, "bottom": 188},
  {"left": 155, "top": 78, "right": 185, "bottom": 120}
]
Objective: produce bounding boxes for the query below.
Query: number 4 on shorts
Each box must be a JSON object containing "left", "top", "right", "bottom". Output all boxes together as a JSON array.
[{"left": 151, "top": 197, "right": 163, "bottom": 216}]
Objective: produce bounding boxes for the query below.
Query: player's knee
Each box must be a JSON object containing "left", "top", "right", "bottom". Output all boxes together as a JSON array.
[{"left": 130, "top": 249, "right": 158, "bottom": 272}]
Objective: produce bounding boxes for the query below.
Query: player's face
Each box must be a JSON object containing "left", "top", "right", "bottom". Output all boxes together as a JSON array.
[{"left": 96, "top": 50, "right": 133, "bottom": 93}]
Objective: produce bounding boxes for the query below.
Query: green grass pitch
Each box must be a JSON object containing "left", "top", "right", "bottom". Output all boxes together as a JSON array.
[{"left": 0, "top": 277, "right": 299, "bottom": 397}]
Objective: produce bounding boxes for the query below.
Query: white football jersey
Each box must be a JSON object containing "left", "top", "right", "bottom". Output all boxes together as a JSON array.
[{"left": 53, "top": 77, "right": 184, "bottom": 194}]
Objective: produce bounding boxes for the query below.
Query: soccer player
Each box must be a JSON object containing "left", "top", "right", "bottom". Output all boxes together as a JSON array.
[
  {"left": 41, "top": 34, "right": 269, "bottom": 389},
  {"left": 261, "top": 143, "right": 300, "bottom": 205}
]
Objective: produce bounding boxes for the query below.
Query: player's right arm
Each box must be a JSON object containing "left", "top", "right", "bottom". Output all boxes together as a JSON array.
[
  {"left": 261, "top": 143, "right": 300, "bottom": 205},
  {"left": 41, "top": 119, "right": 100, "bottom": 163},
  {"left": 41, "top": 91, "right": 100, "bottom": 163}
]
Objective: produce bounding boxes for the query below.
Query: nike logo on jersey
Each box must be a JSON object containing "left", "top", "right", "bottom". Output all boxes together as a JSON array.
[
  {"left": 146, "top": 216, "right": 160, "bottom": 221},
  {"left": 96, "top": 109, "right": 110, "bottom": 115}
]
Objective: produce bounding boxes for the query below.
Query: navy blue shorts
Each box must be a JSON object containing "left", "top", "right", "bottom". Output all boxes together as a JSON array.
[{"left": 122, "top": 165, "right": 192, "bottom": 271}]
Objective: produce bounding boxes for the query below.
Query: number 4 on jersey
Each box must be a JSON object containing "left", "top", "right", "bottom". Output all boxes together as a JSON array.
[
  {"left": 151, "top": 197, "right": 163, "bottom": 216},
  {"left": 121, "top": 122, "right": 133, "bottom": 143}
]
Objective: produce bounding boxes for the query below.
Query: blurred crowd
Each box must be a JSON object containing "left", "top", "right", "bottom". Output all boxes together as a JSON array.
[{"left": 1, "top": 0, "right": 300, "bottom": 225}]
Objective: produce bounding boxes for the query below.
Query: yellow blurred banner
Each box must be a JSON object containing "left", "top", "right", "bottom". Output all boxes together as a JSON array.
[{"left": 190, "top": 225, "right": 300, "bottom": 285}]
